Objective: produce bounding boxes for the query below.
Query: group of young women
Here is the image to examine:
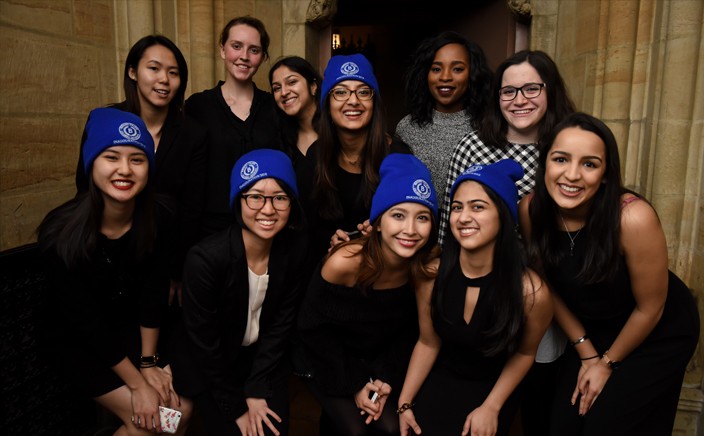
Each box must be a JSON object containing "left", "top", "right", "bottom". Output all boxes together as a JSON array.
[{"left": 37, "top": 15, "right": 698, "bottom": 436}]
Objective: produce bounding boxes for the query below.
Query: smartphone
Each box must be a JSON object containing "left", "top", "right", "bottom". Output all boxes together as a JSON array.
[
  {"left": 159, "top": 406, "right": 182, "bottom": 434},
  {"left": 346, "top": 230, "right": 362, "bottom": 240}
]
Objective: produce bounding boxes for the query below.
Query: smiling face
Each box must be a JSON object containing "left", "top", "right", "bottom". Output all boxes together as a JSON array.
[
  {"left": 500, "top": 62, "right": 547, "bottom": 144},
  {"left": 271, "top": 65, "right": 318, "bottom": 119},
  {"left": 544, "top": 126, "right": 607, "bottom": 218},
  {"left": 328, "top": 80, "right": 374, "bottom": 132},
  {"left": 129, "top": 44, "right": 181, "bottom": 113},
  {"left": 449, "top": 181, "right": 500, "bottom": 257},
  {"left": 378, "top": 202, "right": 433, "bottom": 261},
  {"left": 220, "top": 24, "right": 265, "bottom": 82},
  {"left": 239, "top": 178, "right": 291, "bottom": 241},
  {"left": 427, "top": 43, "right": 470, "bottom": 113},
  {"left": 91, "top": 146, "right": 149, "bottom": 206}
]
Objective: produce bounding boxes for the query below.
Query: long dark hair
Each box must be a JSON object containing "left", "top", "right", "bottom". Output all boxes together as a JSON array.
[
  {"left": 480, "top": 50, "right": 575, "bottom": 148},
  {"left": 433, "top": 182, "right": 527, "bottom": 356},
  {"left": 219, "top": 16, "right": 270, "bottom": 60},
  {"left": 529, "top": 112, "right": 623, "bottom": 283},
  {"left": 37, "top": 177, "right": 157, "bottom": 270},
  {"left": 121, "top": 34, "right": 188, "bottom": 117},
  {"left": 312, "top": 88, "right": 390, "bottom": 220},
  {"left": 268, "top": 56, "right": 322, "bottom": 157},
  {"left": 329, "top": 211, "right": 440, "bottom": 291},
  {"left": 402, "top": 31, "right": 492, "bottom": 128}
]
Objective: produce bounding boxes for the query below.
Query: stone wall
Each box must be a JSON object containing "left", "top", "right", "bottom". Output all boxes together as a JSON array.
[
  {"left": 0, "top": 0, "right": 314, "bottom": 250},
  {"left": 532, "top": 0, "right": 704, "bottom": 433}
]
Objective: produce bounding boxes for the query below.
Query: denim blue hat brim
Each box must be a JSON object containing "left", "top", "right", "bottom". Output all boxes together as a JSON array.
[
  {"left": 450, "top": 159, "right": 524, "bottom": 222},
  {"left": 230, "top": 149, "right": 298, "bottom": 208},
  {"left": 321, "top": 53, "right": 380, "bottom": 100},
  {"left": 370, "top": 153, "right": 438, "bottom": 224},
  {"left": 82, "top": 107, "right": 155, "bottom": 175}
]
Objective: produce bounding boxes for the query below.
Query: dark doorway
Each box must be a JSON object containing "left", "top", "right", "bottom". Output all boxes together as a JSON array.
[{"left": 329, "top": 0, "right": 520, "bottom": 128}]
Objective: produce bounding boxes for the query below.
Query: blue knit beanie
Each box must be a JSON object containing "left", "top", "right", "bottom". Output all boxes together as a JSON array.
[
  {"left": 82, "top": 107, "right": 155, "bottom": 175},
  {"left": 230, "top": 149, "right": 298, "bottom": 208},
  {"left": 369, "top": 153, "right": 438, "bottom": 224},
  {"left": 320, "top": 53, "right": 380, "bottom": 100},
  {"left": 450, "top": 159, "right": 524, "bottom": 222}
]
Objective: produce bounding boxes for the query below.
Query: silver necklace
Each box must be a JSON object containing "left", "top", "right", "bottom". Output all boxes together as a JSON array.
[{"left": 559, "top": 214, "right": 582, "bottom": 256}]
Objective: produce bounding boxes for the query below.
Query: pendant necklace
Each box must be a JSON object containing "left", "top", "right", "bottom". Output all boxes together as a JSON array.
[
  {"left": 339, "top": 148, "right": 360, "bottom": 166},
  {"left": 559, "top": 214, "right": 582, "bottom": 256}
]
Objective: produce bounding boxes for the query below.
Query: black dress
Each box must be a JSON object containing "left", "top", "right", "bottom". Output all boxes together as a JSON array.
[
  {"left": 42, "top": 231, "right": 169, "bottom": 398},
  {"left": 414, "top": 267, "right": 522, "bottom": 435},
  {"left": 547, "top": 227, "right": 699, "bottom": 436},
  {"left": 296, "top": 263, "right": 419, "bottom": 435}
]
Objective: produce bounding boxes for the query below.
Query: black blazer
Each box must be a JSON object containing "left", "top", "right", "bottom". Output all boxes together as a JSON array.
[{"left": 172, "top": 225, "right": 308, "bottom": 421}]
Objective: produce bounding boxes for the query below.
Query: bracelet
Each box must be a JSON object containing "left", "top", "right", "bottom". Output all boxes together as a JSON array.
[
  {"left": 602, "top": 350, "right": 621, "bottom": 369},
  {"left": 139, "top": 354, "right": 159, "bottom": 368},
  {"left": 396, "top": 402, "right": 415, "bottom": 414},
  {"left": 570, "top": 335, "right": 589, "bottom": 346},
  {"left": 580, "top": 354, "right": 600, "bottom": 361}
]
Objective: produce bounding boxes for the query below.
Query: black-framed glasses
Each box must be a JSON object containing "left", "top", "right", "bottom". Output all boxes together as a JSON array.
[
  {"left": 329, "top": 87, "right": 374, "bottom": 101},
  {"left": 241, "top": 194, "right": 291, "bottom": 211},
  {"left": 499, "top": 82, "right": 546, "bottom": 101}
]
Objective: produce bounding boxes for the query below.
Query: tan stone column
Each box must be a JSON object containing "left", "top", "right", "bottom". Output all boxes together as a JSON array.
[{"left": 531, "top": 1, "right": 704, "bottom": 434}]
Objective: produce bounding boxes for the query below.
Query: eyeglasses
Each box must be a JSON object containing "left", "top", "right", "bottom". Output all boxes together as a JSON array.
[
  {"left": 499, "top": 83, "right": 546, "bottom": 101},
  {"left": 329, "top": 87, "right": 374, "bottom": 101},
  {"left": 241, "top": 194, "right": 291, "bottom": 211}
]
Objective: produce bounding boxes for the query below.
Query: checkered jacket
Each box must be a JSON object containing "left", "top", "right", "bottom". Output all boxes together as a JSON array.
[{"left": 439, "top": 130, "right": 539, "bottom": 244}]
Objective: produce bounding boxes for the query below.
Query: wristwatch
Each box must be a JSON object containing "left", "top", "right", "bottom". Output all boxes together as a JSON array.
[{"left": 602, "top": 350, "right": 621, "bottom": 369}]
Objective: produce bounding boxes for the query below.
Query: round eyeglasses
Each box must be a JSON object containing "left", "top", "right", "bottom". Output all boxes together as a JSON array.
[
  {"left": 499, "top": 83, "right": 546, "bottom": 101},
  {"left": 329, "top": 87, "right": 374, "bottom": 101},
  {"left": 241, "top": 194, "right": 291, "bottom": 211}
]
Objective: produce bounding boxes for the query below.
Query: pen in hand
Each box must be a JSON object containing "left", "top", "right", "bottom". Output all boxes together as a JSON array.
[{"left": 369, "top": 378, "right": 379, "bottom": 403}]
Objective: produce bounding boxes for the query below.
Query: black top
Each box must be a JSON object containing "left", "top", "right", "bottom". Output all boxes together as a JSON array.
[
  {"left": 434, "top": 265, "right": 508, "bottom": 380},
  {"left": 41, "top": 230, "right": 169, "bottom": 396},
  {"left": 172, "top": 226, "right": 308, "bottom": 421},
  {"left": 75, "top": 107, "right": 209, "bottom": 279},
  {"left": 185, "top": 82, "right": 282, "bottom": 235},
  {"left": 297, "top": 262, "right": 419, "bottom": 396},
  {"left": 296, "top": 138, "right": 413, "bottom": 269}
]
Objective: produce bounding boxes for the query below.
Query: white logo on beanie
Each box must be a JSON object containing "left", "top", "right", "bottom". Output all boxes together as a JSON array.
[
  {"left": 240, "top": 161, "right": 260, "bottom": 180},
  {"left": 118, "top": 122, "right": 141, "bottom": 141},
  {"left": 464, "top": 164, "right": 483, "bottom": 175},
  {"left": 412, "top": 179, "right": 432, "bottom": 199},
  {"left": 340, "top": 62, "right": 360, "bottom": 76}
]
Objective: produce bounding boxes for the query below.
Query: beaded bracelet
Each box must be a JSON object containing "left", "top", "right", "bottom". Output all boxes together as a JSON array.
[{"left": 396, "top": 402, "right": 415, "bottom": 414}]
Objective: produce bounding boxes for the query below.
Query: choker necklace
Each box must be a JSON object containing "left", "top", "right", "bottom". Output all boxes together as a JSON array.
[
  {"left": 559, "top": 214, "right": 582, "bottom": 256},
  {"left": 339, "top": 148, "right": 360, "bottom": 166}
]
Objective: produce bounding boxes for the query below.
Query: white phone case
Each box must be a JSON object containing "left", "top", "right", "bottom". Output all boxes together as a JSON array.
[{"left": 159, "top": 406, "right": 182, "bottom": 434}]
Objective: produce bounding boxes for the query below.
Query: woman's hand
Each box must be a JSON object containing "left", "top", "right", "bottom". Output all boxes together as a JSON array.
[
  {"left": 462, "top": 403, "right": 499, "bottom": 436},
  {"left": 399, "top": 409, "right": 422, "bottom": 435},
  {"left": 140, "top": 365, "right": 176, "bottom": 405},
  {"left": 572, "top": 358, "right": 612, "bottom": 415},
  {"left": 130, "top": 381, "right": 161, "bottom": 432},
  {"left": 246, "top": 397, "right": 282, "bottom": 436},
  {"left": 355, "top": 379, "right": 392, "bottom": 424},
  {"left": 236, "top": 410, "right": 251, "bottom": 435}
]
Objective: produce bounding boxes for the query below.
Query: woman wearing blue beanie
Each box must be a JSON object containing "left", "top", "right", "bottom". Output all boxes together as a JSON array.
[
  {"left": 296, "top": 53, "right": 413, "bottom": 278},
  {"left": 398, "top": 159, "right": 553, "bottom": 436},
  {"left": 297, "top": 153, "right": 440, "bottom": 436},
  {"left": 171, "top": 149, "right": 308, "bottom": 436},
  {"left": 38, "top": 107, "right": 192, "bottom": 434}
]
